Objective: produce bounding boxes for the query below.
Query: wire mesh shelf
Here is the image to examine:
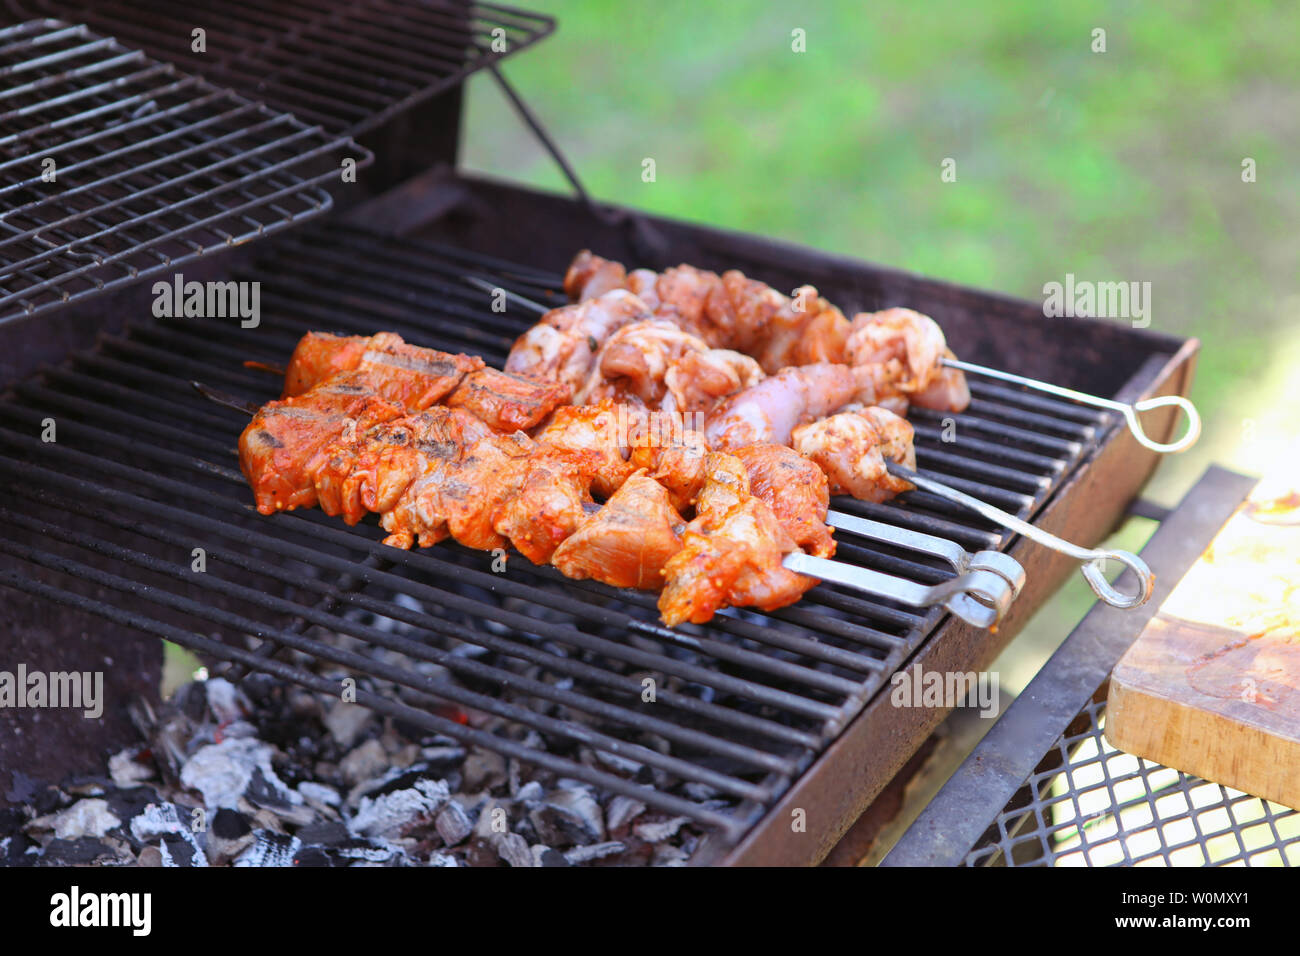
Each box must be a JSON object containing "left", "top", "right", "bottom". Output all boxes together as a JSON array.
[
  {"left": 966, "top": 694, "right": 1300, "bottom": 867},
  {"left": 11, "top": 1, "right": 557, "bottom": 135},
  {"left": 0, "top": 19, "right": 371, "bottom": 325}
]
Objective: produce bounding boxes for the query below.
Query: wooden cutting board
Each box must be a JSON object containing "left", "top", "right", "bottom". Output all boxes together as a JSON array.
[{"left": 1105, "top": 478, "right": 1300, "bottom": 811}]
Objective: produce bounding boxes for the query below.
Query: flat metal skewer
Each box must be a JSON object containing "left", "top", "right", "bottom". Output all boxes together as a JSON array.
[
  {"left": 886, "top": 462, "right": 1154, "bottom": 609},
  {"left": 941, "top": 357, "right": 1200, "bottom": 454}
]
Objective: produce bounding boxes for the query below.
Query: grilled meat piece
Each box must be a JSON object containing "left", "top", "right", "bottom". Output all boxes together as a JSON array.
[
  {"left": 531, "top": 399, "right": 639, "bottom": 498},
  {"left": 282, "top": 331, "right": 482, "bottom": 409},
  {"left": 282, "top": 332, "right": 370, "bottom": 397},
  {"left": 791, "top": 406, "right": 916, "bottom": 502},
  {"left": 704, "top": 363, "right": 861, "bottom": 450},
  {"left": 551, "top": 470, "right": 686, "bottom": 590},
  {"left": 658, "top": 453, "right": 815, "bottom": 626},
  {"left": 313, "top": 407, "right": 493, "bottom": 524},
  {"left": 732, "top": 443, "right": 835, "bottom": 558},
  {"left": 504, "top": 289, "right": 651, "bottom": 392},
  {"left": 239, "top": 370, "right": 404, "bottom": 515},
  {"left": 578, "top": 318, "right": 763, "bottom": 415},
  {"left": 281, "top": 330, "right": 568, "bottom": 429},
  {"left": 446, "top": 366, "right": 572, "bottom": 432}
]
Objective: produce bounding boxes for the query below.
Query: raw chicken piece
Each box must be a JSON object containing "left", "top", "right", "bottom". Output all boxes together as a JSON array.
[
  {"left": 704, "top": 363, "right": 860, "bottom": 450},
  {"left": 504, "top": 290, "right": 651, "bottom": 392},
  {"left": 791, "top": 406, "right": 916, "bottom": 503}
]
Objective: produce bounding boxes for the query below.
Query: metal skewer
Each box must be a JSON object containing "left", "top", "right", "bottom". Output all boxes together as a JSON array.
[
  {"left": 826, "top": 510, "right": 1025, "bottom": 597},
  {"left": 887, "top": 463, "right": 1154, "bottom": 609},
  {"left": 941, "top": 357, "right": 1200, "bottom": 454}
]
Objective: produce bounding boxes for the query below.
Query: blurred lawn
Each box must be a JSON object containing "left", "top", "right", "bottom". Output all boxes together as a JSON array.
[{"left": 462, "top": 1, "right": 1300, "bottom": 690}]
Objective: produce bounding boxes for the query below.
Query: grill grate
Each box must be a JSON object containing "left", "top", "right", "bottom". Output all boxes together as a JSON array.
[
  {"left": 11, "top": 1, "right": 556, "bottom": 136},
  {"left": 0, "top": 19, "right": 370, "bottom": 325},
  {"left": 966, "top": 696, "right": 1300, "bottom": 867},
  {"left": 0, "top": 223, "right": 1114, "bottom": 852}
]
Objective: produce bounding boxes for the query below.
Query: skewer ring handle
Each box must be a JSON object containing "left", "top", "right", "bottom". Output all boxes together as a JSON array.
[
  {"left": 1124, "top": 395, "right": 1201, "bottom": 454},
  {"left": 1080, "top": 549, "right": 1154, "bottom": 609},
  {"left": 967, "top": 551, "right": 1026, "bottom": 597}
]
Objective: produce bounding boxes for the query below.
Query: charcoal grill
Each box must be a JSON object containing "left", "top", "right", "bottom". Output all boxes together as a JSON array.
[{"left": 0, "top": 4, "right": 1200, "bottom": 865}]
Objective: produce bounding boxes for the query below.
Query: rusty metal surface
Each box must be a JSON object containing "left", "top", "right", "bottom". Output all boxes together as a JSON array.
[{"left": 881, "top": 465, "right": 1254, "bottom": 866}]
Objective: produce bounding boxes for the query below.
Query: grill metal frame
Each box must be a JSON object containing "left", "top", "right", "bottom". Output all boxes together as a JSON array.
[
  {"left": 10, "top": 1, "right": 557, "bottom": 136},
  {"left": 0, "top": 18, "right": 371, "bottom": 325},
  {"left": 883, "top": 466, "right": 1265, "bottom": 867},
  {"left": 0, "top": 197, "right": 1195, "bottom": 860}
]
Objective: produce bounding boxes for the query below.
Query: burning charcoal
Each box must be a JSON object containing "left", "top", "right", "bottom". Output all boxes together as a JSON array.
[
  {"left": 108, "top": 747, "right": 156, "bottom": 788},
  {"left": 3, "top": 833, "right": 38, "bottom": 867},
  {"left": 0, "top": 807, "right": 27, "bottom": 838},
  {"left": 651, "top": 844, "right": 690, "bottom": 867},
  {"left": 207, "top": 808, "right": 255, "bottom": 864},
  {"left": 513, "top": 780, "right": 544, "bottom": 804},
  {"left": 493, "top": 831, "right": 535, "bottom": 867},
  {"left": 434, "top": 801, "right": 473, "bottom": 846},
  {"left": 563, "top": 841, "right": 627, "bottom": 865},
  {"left": 49, "top": 798, "right": 121, "bottom": 840},
  {"left": 181, "top": 737, "right": 303, "bottom": 816},
  {"left": 339, "top": 739, "right": 390, "bottom": 787},
  {"left": 681, "top": 781, "right": 720, "bottom": 801},
  {"left": 298, "top": 781, "right": 341, "bottom": 815},
  {"left": 130, "top": 803, "right": 207, "bottom": 865},
  {"left": 419, "top": 744, "right": 468, "bottom": 774},
  {"left": 538, "top": 848, "right": 571, "bottom": 867},
  {"left": 427, "top": 852, "right": 459, "bottom": 868},
  {"left": 464, "top": 839, "right": 499, "bottom": 867},
  {"left": 348, "top": 779, "right": 449, "bottom": 839},
  {"left": 39, "top": 837, "right": 130, "bottom": 867},
  {"left": 462, "top": 747, "right": 508, "bottom": 792},
  {"left": 245, "top": 767, "right": 316, "bottom": 827},
  {"left": 136, "top": 845, "right": 163, "bottom": 867},
  {"left": 204, "top": 678, "right": 253, "bottom": 725},
  {"left": 633, "top": 816, "right": 689, "bottom": 843},
  {"left": 530, "top": 788, "right": 605, "bottom": 846},
  {"left": 296, "top": 821, "right": 351, "bottom": 846},
  {"left": 233, "top": 830, "right": 301, "bottom": 867},
  {"left": 323, "top": 701, "right": 374, "bottom": 749},
  {"left": 32, "top": 784, "right": 70, "bottom": 816},
  {"left": 605, "top": 795, "right": 647, "bottom": 832},
  {"left": 159, "top": 834, "right": 206, "bottom": 867}
]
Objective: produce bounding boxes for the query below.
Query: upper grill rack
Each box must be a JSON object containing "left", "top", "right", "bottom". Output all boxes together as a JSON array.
[
  {"left": 11, "top": 1, "right": 557, "bottom": 136},
  {"left": 0, "top": 224, "right": 1112, "bottom": 852},
  {"left": 0, "top": 19, "right": 371, "bottom": 325}
]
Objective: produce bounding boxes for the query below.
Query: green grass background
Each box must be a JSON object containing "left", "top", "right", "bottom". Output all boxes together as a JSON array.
[{"left": 460, "top": 0, "right": 1300, "bottom": 691}]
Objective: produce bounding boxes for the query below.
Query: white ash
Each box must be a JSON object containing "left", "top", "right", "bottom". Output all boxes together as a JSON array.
[
  {"left": 348, "top": 778, "right": 449, "bottom": 839},
  {"left": 10, "top": 669, "right": 739, "bottom": 867},
  {"left": 181, "top": 737, "right": 302, "bottom": 813}
]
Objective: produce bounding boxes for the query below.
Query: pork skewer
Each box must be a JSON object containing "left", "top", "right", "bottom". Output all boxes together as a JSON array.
[
  {"left": 481, "top": 262, "right": 1201, "bottom": 453},
  {"left": 477, "top": 283, "right": 1152, "bottom": 608},
  {"left": 203, "top": 379, "right": 1017, "bottom": 627},
  {"left": 229, "top": 329, "right": 1028, "bottom": 607}
]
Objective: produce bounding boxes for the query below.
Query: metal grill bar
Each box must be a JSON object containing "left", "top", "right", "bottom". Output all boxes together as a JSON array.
[
  {"left": 14, "top": 1, "right": 556, "bottom": 135},
  {"left": 0, "top": 224, "right": 1113, "bottom": 849},
  {"left": 0, "top": 20, "right": 370, "bottom": 324}
]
